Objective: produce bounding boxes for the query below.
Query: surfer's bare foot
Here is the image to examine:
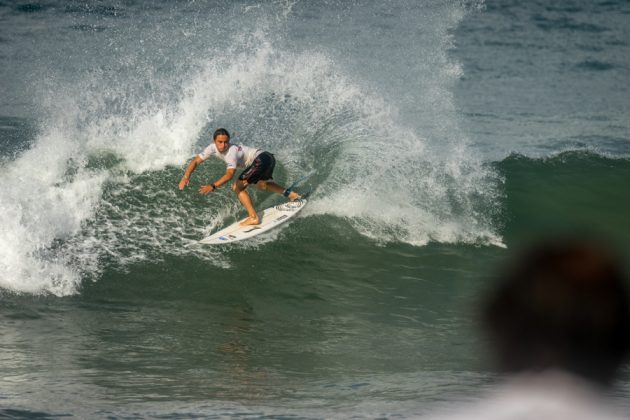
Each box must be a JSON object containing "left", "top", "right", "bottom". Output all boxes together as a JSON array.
[
  {"left": 240, "top": 215, "right": 260, "bottom": 226},
  {"left": 288, "top": 191, "right": 300, "bottom": 201}
]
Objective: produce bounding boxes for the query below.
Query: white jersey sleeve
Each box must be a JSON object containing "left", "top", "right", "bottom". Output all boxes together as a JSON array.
[
  {"left": 197, "top": 142, "right": 262, "bottom": 169},
  {"left": 222, "top": 145, "right": 240, "bottom": 169}
]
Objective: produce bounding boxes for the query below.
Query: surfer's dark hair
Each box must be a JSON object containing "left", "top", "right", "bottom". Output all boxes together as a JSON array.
[{"left": 213, "top": 128, "right": 230, "bottom": 140}]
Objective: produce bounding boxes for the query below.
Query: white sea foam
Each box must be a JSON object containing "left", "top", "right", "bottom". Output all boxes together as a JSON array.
[{"left": 0, "top": 128, "right": 107, "bottom": 295}]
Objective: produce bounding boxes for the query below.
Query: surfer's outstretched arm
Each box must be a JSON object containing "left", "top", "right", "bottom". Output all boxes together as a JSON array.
[{"left": 179, "top": 156, "right": 204, "bottom": 190}]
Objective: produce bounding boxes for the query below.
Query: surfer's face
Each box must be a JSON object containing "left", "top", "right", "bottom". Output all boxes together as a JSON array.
[{"left": 214, "top": 134, "right": 230, "bottom": 153}]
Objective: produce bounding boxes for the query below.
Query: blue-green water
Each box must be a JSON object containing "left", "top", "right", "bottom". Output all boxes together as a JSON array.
[{"left": 1, "top": 0, "right": 629, "bottom": 417}]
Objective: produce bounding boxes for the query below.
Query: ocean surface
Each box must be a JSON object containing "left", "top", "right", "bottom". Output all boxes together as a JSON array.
[{"left": 1, "top": 0, "right": 629, "bottom": 418}]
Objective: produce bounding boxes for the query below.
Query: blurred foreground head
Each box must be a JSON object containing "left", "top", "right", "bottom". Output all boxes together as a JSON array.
[{"left": 483, "top": 237, "right": 630, "bottom": 386}]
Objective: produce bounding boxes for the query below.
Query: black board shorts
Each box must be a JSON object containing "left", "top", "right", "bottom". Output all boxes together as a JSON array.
[{"left": 238, "top": 151, "right": 275, "bottom": 184}]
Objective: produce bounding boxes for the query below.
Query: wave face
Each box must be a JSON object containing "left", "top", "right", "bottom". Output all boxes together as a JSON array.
[
  {"left": 497, "top": 152, "right": 630, "bottom": 249},
  {"left": 0, "top": 1, "right": 501, "bottom": 295}
]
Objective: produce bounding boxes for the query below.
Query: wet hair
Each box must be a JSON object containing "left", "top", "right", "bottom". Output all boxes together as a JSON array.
[
  {"left": 213, "top": 128, "right": 230, "bottom": 140},
  {"left": 483, "top": 237, "right": 630, "bottom": 386}
]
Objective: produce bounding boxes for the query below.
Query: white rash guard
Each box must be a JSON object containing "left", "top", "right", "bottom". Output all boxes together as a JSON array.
[{"left": 198, "top": 143, "right": 261, "bottom": 169}]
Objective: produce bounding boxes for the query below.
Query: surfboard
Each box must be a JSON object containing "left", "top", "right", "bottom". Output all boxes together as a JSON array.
[{"left": 199, "top": 199, "right": 308, "bottom": 245}]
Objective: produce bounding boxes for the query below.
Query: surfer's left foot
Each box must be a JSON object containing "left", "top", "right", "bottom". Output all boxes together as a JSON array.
[
  {"left": 288, "top": 191, "right": 300, "bottom": 201},
  {"left": 240, "top": 215, "right": 261, "bottom": 226}
]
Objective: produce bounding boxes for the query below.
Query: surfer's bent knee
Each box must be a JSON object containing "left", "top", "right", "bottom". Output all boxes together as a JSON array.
[
  {"left": 257, "top": 180, "right": 268, "bottom": 191},
  {"left": 233, "top": 180, "right": 247, "bottom": 193}
]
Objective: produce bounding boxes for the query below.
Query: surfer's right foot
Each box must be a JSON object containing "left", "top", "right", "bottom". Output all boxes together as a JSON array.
[
  {"left": 283, "top": 188, "right": 301, "bottom": 201},
  {"left": 240, "top": 215, "right": 261, "bottom": 226}
]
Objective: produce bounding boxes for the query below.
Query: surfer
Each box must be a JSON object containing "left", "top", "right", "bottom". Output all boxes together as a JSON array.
[{"left": 178, "top": 128, "right": 301, "bottom": 226}]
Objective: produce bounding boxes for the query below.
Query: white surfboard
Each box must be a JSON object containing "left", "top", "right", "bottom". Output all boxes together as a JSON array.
[{"left": 199, "top": 199, "right": 308, "bottom": 245}]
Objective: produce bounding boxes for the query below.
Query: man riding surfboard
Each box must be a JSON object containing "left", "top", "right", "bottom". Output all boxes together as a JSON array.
[{"left": 178, "top": 128, "right": 301, "bottom": 226}]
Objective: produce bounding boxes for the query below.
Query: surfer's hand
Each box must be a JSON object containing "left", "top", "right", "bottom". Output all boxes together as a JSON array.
[
  {"left": 178, "top": 177, "right": 189, "bottom": 190},
  {"left": 198, "top": 184, "right": 214, "bottom": 195}
]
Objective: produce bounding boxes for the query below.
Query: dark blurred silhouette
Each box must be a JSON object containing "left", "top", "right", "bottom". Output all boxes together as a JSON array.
[
  {"left": 428, "top": 237, "right": 630, "bottom": 419},
  {"left": 483, "top": 237, "right": 630, "bottom": 386}
]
